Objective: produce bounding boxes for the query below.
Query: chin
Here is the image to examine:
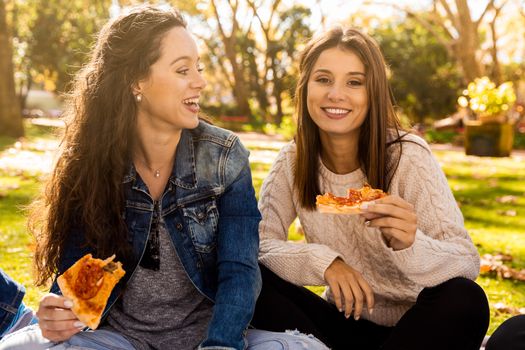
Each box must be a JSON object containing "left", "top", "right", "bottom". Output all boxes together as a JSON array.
[
  {"left": 185, "top": 116, "right": 200, "bottom": 129},
  {"left": 320, "top": 127, "right": 358, "bottom": 137}
]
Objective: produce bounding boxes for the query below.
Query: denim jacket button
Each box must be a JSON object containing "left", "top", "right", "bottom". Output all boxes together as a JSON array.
[{"left": 176, "top": 223, "right": 183, "bottom": 231}]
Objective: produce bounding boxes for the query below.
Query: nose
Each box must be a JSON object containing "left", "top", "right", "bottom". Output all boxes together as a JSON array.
[
  {"left": 191, "top": 71, "right": 207, "bottom": 90},
  {"left": 327, "top": 84, "right": 345, "bottom": 102}
]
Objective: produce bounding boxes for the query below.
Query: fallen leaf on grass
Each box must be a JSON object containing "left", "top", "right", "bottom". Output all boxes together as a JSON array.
[
  {"left": 6, "top": 247, "right": 24, "bottom": 253},
  {"left": 488, "top": 179, "right": 499, "bottom": 188},
  {"left": 480, "top": 253, "right": 525, "bottom": 281},
  {"left": 0, "top": 184, "right": 20, "bottom": 191},
  {"left": 493, "top": 302, "right": 525, "bottom": 316},
  {"left": 497, "top": 210, "right": 517, "bottom": 217},
  {"left": 472, "top": 173, "right": 486, "bottom": 180},
  {"left": 478, "top": 199, "right": 490, "bottom": 207},
  {"left": 496, "top": 195, "right": 518, "bottom": 204}
]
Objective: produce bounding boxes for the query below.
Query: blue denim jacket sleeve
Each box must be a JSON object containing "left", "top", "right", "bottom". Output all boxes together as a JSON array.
[
  {"left": 0, "top": 268, "right": 26, "bottom": 336},
  {"left": 200, "top": 140, "right": 262, "bottom": 350}
]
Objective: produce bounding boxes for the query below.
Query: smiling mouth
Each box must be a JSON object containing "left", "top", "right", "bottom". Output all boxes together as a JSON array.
[
  {"left": 182, "top": 97, "right": 199, "bottom": 107},
  {"left": 182, "top": 97, "right": 200, "bottom": 113},
  {"left": 321, "top": 107, "right": 351, "bottom": 118}
]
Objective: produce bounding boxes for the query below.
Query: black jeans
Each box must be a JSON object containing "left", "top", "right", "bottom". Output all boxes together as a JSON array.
[
  {"left": 252, "top": 264, "right": 489, "bottom": 350},
  {"left": 485, "top": 315, "right": 525, "bottom": 350}
]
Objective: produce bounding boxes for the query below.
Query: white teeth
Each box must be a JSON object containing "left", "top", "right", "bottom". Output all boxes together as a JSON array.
[
  {"left": 183, "top": 98, "right": 199, "bottom": 104},
  {"left": 324, "top": 108, "right": 349, "bottom": 114}
]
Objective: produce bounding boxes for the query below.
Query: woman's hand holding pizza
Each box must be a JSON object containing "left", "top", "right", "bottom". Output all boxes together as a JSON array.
[
  {"left": 324, "top": 258, "right": 374, "bottom": 320},
  {"left": 36, "top": 293, "right": 84, "bottom": 342},
  {"left": 360, "top": 195, "right": 418, "bottom": 251}
]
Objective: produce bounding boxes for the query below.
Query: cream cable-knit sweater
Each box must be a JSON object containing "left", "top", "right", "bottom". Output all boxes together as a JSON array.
[{"left": 258, "top": 133, "right": 480, "bottom": 327}]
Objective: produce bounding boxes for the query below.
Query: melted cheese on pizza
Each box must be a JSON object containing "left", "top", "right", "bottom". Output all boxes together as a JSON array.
[{"left": 316, "top": 184, "right": 387, "bottom": 207}]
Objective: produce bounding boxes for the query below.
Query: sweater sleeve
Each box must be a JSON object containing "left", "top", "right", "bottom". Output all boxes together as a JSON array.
[
  {"left": 258, "top": 144, "right": 342, "bottom": 286},
  {"left": 386, "top": 136, "right": 480, "bottom": 286}
]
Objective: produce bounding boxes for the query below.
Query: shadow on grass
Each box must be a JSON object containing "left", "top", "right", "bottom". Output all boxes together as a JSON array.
[
  {"left": 0, "top": 136, "right": 16, "bottom": 152},
  {"left": 0, "top": 121, "right": 63, "bottom": 153}
]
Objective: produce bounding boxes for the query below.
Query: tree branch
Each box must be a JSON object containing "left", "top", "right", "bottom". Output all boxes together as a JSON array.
[
  {"left": 437, "top": 0, "right": 459, "bottom": 30},
  {"left": 246, "top": 0, "right": 268, "bottom": 35},
  {"left": 210, "top": 0, "right": 229, "bottom": 43},
  {"left": 369, "top": 1, "right": 454, "bottom": 47},
  {"left": 474, "top": 0, "right": 496, "bottom": 27},
  {"left": 194, "top": 33, "right": 234, "bottom": 90}
]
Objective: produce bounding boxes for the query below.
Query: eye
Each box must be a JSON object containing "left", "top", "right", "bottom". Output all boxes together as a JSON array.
[
  {"left": 197, "top": 64, "right": 205, "bottom": 73},
  {"left": 314, "top": 77, "right": 331, "bottom": 84},
  {"left": 348, "top": 79, "right": 363, "bottom": 87},
  {"left": 177, "top": 68, "right": 189, "bottom": 75}
]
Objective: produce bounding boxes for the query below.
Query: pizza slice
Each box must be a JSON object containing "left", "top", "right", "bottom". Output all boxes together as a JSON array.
[
  {"left": 316, "top": 184, "right": 387, "bottom": 214},
  {"left": 57, "top": 254, "right": 125, "bottom": 329}
]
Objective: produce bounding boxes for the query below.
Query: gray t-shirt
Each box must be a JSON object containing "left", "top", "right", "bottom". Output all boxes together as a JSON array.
[{"left": 105, "top": 218, "right": 214, "bottom": 350}]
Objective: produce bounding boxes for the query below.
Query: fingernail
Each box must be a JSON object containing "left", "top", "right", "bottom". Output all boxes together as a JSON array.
[
  {"left": 64, "top": 300, "right": 73, "bottom": 308},
  {"left": 338, "top": 308, "right": 343, "bottom": 313},
  {"left": 369, "top": 308, "right": 374, "bottom": 315},
  {"left": 365, "top": 220, "right": 370, "bottom": 226},
  {"left": 74, "top": 321, "right": 85, "bottom": 328},
  {"left": 360, "top": 203, "right": 369, "bottom": 210},
  {"left": 345, "top": 313, "right": 350, "bottom": 319},
  {"left": 354, "top": 315, "right": 360, "bottom": 321}
]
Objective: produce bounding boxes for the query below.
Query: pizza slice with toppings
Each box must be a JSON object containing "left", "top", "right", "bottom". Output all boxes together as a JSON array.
[
  {"left": 57, "top": 254, "right": 125, "bottom": 329},
  {"left": 316, "top": 184, "right": 387, "bottom": 214}
]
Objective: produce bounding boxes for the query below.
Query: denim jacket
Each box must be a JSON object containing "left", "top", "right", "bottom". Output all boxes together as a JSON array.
[
  {"left": 49, "top": 122, "right": 262, "bottom": 350},
  {"left": 0, "top": 269, "right": 25, "bottom": 337}
]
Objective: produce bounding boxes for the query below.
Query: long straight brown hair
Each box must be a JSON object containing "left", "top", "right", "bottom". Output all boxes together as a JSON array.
[
  {"left": 294, "top": 27, "right": 405, "bottom": 210},
  {"left": 29, "top": 6, "right": 187, "bottom": 286}
]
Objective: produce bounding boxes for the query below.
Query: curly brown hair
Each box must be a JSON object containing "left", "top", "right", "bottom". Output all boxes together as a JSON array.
[{"left": 30, "top": 5, "right": 187, "bottom": 286}]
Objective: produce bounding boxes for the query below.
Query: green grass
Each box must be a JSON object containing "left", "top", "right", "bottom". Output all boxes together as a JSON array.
[
  {"left": 0, "top": 136, "right": 16, "bottom": 152},
  {"left": 424, "top": 129, "right": 459, "bottom": 144},
  {"left": 1, "top": 122, "right": 524, "bottom": 335},
  {"left": 423, "top": 128, "right": 525, "bottom": 149},
  {"left": 0, "top": 120, "right": 63, "bottom": 307},
  {"left": 435, "top": 150, "right": 525, "bottom": 334}
]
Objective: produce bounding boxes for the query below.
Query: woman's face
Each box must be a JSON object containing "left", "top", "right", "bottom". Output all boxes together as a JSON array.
[
  {"left": 135, "top": 26, "right": 206, "bottom": 131},
  {"left": 306, "top": 47, "right": 369, "bottom": 139}
]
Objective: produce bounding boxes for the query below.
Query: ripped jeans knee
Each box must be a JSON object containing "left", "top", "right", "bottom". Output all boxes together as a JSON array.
[{"left": 246, "top": 329, "right": 330, "bottom": 350}]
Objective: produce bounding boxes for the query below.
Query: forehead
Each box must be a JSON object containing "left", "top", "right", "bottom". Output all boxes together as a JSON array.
[
  {"left": 312, "top": 47, "right": 365, "bottom": 73},
  {"left": 158, "top": 26, "right": 198, "bottom": 60}
]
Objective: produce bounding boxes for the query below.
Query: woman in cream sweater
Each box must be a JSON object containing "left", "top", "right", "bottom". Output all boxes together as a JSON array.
[{"left": 252, "top": 27, "right": 489, "bottom": 350}]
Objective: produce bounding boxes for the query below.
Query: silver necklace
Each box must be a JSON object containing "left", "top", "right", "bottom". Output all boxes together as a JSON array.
[{"left": 136, "top": 158, "right": 171, "bottom": 179}]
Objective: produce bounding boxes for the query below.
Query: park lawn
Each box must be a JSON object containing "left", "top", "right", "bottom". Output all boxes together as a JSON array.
[
  {"left": 0, "top": 122, "right": 62, "bottom": 308},
  {"left": 435, "top": 150, "right": 525, "bottom": 333},
  {"left": 0, "top": 122, "right": 524, "bottom": 334}
]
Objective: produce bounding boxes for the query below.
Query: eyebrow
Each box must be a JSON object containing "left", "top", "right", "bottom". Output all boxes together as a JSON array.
[
  {"left": 312, "top": 68, "right": 365, "bottom": 76},
  {"left": 169, "top": 56, "right": 200, "bottom": 66}
]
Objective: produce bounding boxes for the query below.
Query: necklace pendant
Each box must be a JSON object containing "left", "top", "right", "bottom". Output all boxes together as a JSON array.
[{"left": 154, "top": 170, "right": 160, "bottom": 178}]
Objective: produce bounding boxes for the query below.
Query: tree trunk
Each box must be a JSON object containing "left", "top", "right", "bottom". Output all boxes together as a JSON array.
[
  {"left": 210, "top": 0, "right": 252, "bottom": 118},
  {"left": 271, "top": 59, "right": 284, "bottom": 125},
  {"left": 454, "top": 42, "right": 483, "bottom": 83},
  {"left": 489, "top": 19, "right": 501, "bottom": 84},
  {"left": 454, "top": 0, "right": 483, "bottom": 83},
  {"left": 228, "top": 48, "right": 252, "bottom": 117},
  {"left": 0, "top": 0, "right": 24, "bottom": 138}
]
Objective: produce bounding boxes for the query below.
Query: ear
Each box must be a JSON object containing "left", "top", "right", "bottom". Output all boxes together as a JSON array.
[{"left": 131, "top": 81, "right": 142, "bottom": 96}]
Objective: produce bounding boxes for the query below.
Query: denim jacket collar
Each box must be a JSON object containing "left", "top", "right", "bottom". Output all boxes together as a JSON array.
[{"left": 122, "top": 129, "right": 197, "bottom": 190}]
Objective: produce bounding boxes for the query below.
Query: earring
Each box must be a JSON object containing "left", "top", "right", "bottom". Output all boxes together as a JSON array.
[{"left": 135, "top": 94, "right": 142, "bottom": 102}]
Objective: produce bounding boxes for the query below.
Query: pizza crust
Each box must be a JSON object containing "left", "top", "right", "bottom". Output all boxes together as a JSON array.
[
  {"left": 316, "top": 203, "right": 362, "bottom": 215},
  {"left": 57, "top": 254, "right": 125, "bottom": 329}
]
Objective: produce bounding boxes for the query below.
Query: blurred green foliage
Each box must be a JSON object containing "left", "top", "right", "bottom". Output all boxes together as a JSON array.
[{"left": 373, "top": 18, "right": 463, "bottom": 123}]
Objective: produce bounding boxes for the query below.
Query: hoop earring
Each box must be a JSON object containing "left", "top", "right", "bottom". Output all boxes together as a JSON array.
[{"left": 135, "top": 94, "right": 142, "bottom": 102}]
